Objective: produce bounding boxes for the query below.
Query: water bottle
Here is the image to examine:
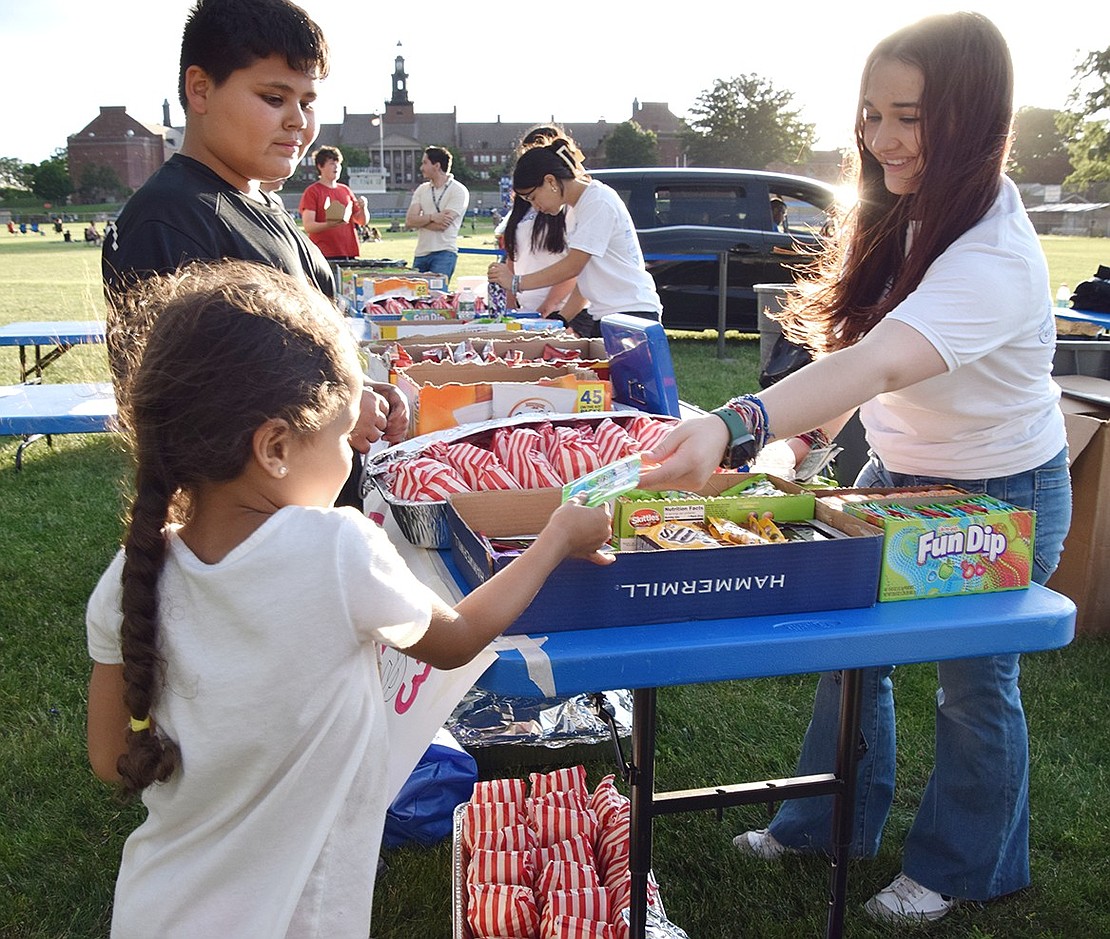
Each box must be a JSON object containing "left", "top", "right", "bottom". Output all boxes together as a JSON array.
[
  {"left": 457, "top": 286, "right": 477, "bottom": 321},
  {"left": 487, "top": 281, "right": 507, "bottom": 317},
  {"left": 1055, "top": 284, "right": 1070, "bottom": 309}
]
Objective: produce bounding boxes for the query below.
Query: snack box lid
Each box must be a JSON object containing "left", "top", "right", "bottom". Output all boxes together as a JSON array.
[{"left": 601, "top": 314, "right": 680, "bottom": 417}]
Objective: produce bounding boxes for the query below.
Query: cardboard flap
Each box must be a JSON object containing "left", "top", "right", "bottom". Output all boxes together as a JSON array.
[{"left": 1060, "top": 409, "right": 1106, "bottom": 461}]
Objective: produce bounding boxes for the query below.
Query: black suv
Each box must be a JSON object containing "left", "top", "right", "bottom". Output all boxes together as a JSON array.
[{"left": 590, "top": 167, "right": 838, "bottom": 331}]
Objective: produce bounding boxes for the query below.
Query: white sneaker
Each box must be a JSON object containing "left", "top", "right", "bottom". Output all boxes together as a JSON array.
[
  {"left": 731, "top": 828, "right": 795, "bottom": 860},
  {"left": 864, "top": 872, "right": 958, "bottom": 923}
]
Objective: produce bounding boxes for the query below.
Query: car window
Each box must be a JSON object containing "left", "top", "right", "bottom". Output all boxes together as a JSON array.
[
  {"left": 770, "top": 191, "right": 832, "bottom": 236},
  {"left": 654, "top": 186, "right": 749, "bottom": 229}
]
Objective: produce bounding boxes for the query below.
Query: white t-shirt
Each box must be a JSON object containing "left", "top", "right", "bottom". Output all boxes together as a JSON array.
[
  {"left": 409, "top": 174, "right": 470, "bottom": 256},
  {"left": 497, "top": 207, "right": 573, "bottom": 314},
  {"left": 87, "top": 506, "right": 436, "bottom": 939},
  {"left": 860, "top": 176, "right": 1066, "bottom": 478},
  {"left": 565, "top": 180, "right": 662, "bottom": 319}
]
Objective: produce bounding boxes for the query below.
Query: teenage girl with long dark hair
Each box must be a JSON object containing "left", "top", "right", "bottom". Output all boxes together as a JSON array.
[{"left": 641, "top": 12, "right": 1071, "bottom": 924}]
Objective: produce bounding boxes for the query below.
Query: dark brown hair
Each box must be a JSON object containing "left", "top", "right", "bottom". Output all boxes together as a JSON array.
[
  {"left": 313, "top": 145, "right": 342, "bottom": 169},
  {"left": 780, "top": 12, "right": 1014, "bottom": 353},
  {"left": 114, "top": 260, "right": 360, "bottom": 795},
  {"left": 178, "top": 0, "right": 329, "bottom": 110}
]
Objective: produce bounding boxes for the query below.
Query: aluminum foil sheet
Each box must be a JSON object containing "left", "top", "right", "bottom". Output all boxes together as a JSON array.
[{"left": 446, "top": 689, "right": 632, "bottom": 749}]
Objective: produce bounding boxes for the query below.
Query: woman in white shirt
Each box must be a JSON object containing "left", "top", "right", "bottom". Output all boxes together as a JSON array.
[
  {"left": 488, "top": 139, "right": 661, "bottom": 338},
  {"left": 641, "top": 11, "right": 1070, "bottom": 926}
]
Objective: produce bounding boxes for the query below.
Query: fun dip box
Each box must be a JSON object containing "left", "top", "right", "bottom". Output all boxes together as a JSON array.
[
  {"left": 817, "top": 488, "right": 1035, "bottom": 602},
  {"left": 446, "top": 488, "right": 882, "bottom": 634}
]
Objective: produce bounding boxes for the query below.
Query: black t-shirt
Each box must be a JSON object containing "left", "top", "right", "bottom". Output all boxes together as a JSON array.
[{"left": 102, "top": 154, "right": 335, "bottom": 383}]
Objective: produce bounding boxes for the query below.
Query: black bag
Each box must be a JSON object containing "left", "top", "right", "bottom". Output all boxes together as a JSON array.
[
  {"left": 759, "top": 334, "right": 812, "bottom": 388},
  {"left": 1070, "top": 265, "right": 1110, "bottom": 313}
]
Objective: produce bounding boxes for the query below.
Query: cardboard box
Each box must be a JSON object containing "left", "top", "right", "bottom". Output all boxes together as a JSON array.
[
  {"left": 1048, "top": 399, "right": 1110, "bottom": 634},
  {"left": 613, "top": 473, "right": 816, "bottom": 551},
  {"left": 364, "top": 335, "right": 605, "bottom": 384},
  {"left": 324, "top": 197, "right": 349, "bottom": 222},
  {"left": 364, "top": 318, "right": 529, "bottom": 343},
  {"left": 817, "top": 488, "right": 1034, "bottom": 602},
  {"left": 446, "top": 488, "right": 882, "bottom": 635},
  {"left": 394, "top": 361, "right": 610, "bottom": 436}
]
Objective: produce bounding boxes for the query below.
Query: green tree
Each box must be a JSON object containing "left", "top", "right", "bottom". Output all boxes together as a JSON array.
[
  {"left": 1009, "top": 107, "right": 1072, "bottom": 184},
  {"left": 683, "top": 74, "right": 815, "bottom": 169},
  {"left": 337, "top": 146, "right": 370, "bottom": 183},
  {"left": 76, "top": 162, "right": 127, "bottom": 203},
  {"left": 603, "top": 121, "right": 659, "bottom": 167},
  {"left": 1060, "top": 46, "right": 1110, "bottom": 199},
  {"left": 0, "top": 156, "right": 32, "bottom": 190},
  {"left": 30, "top": 151, "right": 73, "bottom": 204}
]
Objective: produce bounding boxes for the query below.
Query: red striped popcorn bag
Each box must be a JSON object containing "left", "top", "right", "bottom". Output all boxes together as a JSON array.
[
  {"left": 544, "top": 916, "right": 617, "bottom": 939},
  {"left": 588, "top": 775, "right": 630, "bottom": 829},
  {"left": 533, "top": 833, "right": 596, "bottom": 874},
  {"left": 443, "top": 441, "right": 522, "bottom": 492},
  {"left": 466, "top": 882, "right": 539, "bottom": 939},
  {"left": 524, "top": 789, "right": 586, "bottom": 823},
  {"left": 622, "top": 415, "right": 673, "bottom": 452},
  {"left": 463, "top": 801, "right": 524, "bottom": 852},
  {"left": 530, "top": 805, "right": 599, "bottom": 851},
  {"left": 596, "top": 811, "right": 631, "bottom": 883},
  {"left": 535, "top": 860, "right": 601, "bottom": 907},
  {"left": 539, "top": 424, "right": 602, "bottom": 482},
  {"left": 389, "top": 456, "right": 470, "bottom": 502},
  {"left": 492, "top": 426, "right": 565, "bottom": 489},
  {"left": 539, "top": 887, "right": 611, "bottom": 938},
  {"left": 468, "top": 848, "right": 535, "bottom": 888},
  {"left": 590, "top": 419, "right": 641, "bottom": 465},
  {"left": 603, "top": 871, "right": 661, "bottom": 923},
  {"left": 529, "top": 765, "right": 589, "bottom": 802},
  {"left": 472, "top": 823, "right": 538, "bottom": 854},
  {"left": 471, "top": 778, "right": 528, "bottom": 809}
]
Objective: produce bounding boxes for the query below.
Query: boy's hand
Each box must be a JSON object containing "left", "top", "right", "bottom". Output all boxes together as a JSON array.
[{"left": 543, "top": 496, "right": 615, "bottom": 566}]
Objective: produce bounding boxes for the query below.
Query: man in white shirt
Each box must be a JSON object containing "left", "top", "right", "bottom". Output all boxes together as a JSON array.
[{"left": 405, "top": 146, "right": 469, "bottom": 282}]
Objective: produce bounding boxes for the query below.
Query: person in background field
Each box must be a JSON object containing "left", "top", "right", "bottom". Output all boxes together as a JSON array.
[
  {"left": 496, "top": 124, "right": 582, "bottom": 320},
  {"left": 298, "top": 145, "right": 368, "bottom": 261},
  {"left": 487, "top": 139, "right": 661, "bottom": 339},
  {"left": 86, "top": 260, "right": 614, "bottom": 939},
  {"left": 640, "top": 11, "right": 1071, "bottom": 925},
  {"left": 101, "top": 0, "right": 406, "bottom": 509},
  {"left": 405, "top": 145, "right": 469, "bottom": 282}
]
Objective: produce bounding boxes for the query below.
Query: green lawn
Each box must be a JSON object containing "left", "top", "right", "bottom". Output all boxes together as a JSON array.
[{"left": 1, "top": 232, "right": 1108, "bottom": 938}]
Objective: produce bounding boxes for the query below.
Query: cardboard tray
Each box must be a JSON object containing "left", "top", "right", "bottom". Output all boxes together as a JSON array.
[{"left": 447, "top": 488, "right": 883, "bottom": 634}]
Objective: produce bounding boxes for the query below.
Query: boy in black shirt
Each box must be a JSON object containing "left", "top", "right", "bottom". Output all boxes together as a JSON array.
[{"left": 104, "top": 0, "right": 406, "bottom": 457}]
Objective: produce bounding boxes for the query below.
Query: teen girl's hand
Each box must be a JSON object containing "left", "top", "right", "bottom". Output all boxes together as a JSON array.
[
  {"left": 639, "top": 413, "right": 730, "bottom": 493},
  {"left": 487, "top": 262, "right": 512, "bottom": 290},
  {"left": 539, "top": 496, "right": 616, "bottom": 566}
]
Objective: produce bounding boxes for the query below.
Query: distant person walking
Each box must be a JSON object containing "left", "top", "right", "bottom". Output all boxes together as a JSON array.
[{"left": 405, "top": 146, "right": 469, "bottom": 282}]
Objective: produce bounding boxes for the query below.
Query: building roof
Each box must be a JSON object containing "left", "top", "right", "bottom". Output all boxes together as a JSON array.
[{"left": 1026, "top": 202, "right": 1110, "bottom": 214}]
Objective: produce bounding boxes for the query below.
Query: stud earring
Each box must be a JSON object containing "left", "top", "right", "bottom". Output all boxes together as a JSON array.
[{"left": 278, "top": 466, "right": 288, "bottom": 477}]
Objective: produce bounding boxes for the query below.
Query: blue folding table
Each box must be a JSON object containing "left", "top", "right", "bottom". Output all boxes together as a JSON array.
[
  {"left": 0, "top": 320, "right": 106, "bottom": 383},
  {"left": 0, "top": 382, "right": 117, "bottom": 468},
  {"left": 461, "top": 560, "right": 1076, "bottom": 939}
]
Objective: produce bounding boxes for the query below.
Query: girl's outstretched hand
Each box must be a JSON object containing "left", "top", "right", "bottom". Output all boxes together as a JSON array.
[
  {"left": 542, "top": 496, "right": 615, "bottom": 566},
  {"left": 639, "top": 414, "right": 730, "bottom": 493}
]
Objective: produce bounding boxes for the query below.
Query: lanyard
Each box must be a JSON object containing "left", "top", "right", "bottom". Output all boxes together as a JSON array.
[{"left": 430, "top": 178, "right": 453, "bottom": 213}]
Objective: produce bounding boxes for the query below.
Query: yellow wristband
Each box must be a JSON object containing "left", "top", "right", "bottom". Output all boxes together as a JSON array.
[{"left": 129, "top": 716, "right": 151, "bottom": 733}]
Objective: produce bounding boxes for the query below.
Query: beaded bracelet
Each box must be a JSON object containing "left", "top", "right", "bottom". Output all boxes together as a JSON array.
[
  {"left": 722, "top": 394, "right": 773, "bottom": 451},
  {"left": 511, "top": 273, "right": 522, "bottom": 296}
]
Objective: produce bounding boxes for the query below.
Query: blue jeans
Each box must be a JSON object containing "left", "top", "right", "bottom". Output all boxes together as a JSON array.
[
  {"left": 768, "top": 446, "right": 1071, "bottom": 901},
  {"left": 413, "top": 249, "right": 458, "bottom": 281}
]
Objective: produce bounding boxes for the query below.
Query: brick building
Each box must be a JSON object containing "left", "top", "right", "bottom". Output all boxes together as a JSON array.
[{"left": 67, "top": 104, "right": 180, "bottom": 196}]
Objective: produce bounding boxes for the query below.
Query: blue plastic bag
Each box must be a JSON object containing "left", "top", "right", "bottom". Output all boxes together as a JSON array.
[{"left": 383, "top": 728, "right": 477, "bottom": 848}]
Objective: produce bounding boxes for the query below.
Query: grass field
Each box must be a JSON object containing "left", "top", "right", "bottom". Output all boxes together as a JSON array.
[{"left": 1, "top": 230, "right": 1109, "bottom": 938}]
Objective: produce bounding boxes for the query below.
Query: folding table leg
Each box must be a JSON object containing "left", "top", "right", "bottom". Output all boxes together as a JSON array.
[
  {"left": 627, "top": 687, "right": 657, "bottom": 939},
  {"left": 826, "top": 668, "right": 864, "bottom": 939}
]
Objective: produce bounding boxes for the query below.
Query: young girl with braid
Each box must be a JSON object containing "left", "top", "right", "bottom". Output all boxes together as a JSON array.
[{"left": 86, "top": 260, "right": 613, "bottom": 938}]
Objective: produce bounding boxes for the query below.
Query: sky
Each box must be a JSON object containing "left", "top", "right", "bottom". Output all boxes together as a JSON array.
[{"left": 4, "top": 1, "right": 1107, "bottom": 165}]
